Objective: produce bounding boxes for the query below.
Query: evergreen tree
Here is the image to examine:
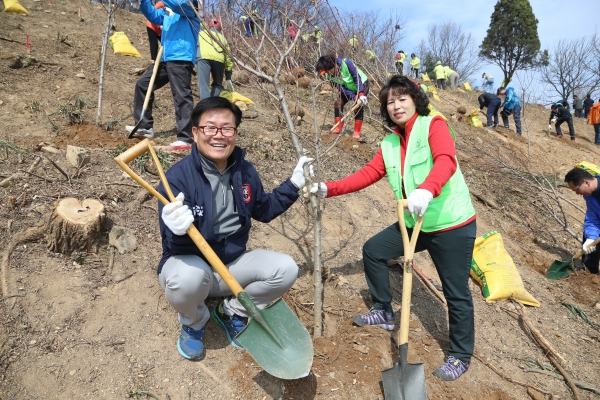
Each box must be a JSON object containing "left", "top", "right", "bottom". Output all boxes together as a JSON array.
[{"left": 479, "top": 0, "right": 541, "bottom": 86}]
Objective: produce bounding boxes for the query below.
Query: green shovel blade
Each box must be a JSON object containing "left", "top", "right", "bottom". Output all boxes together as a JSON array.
[
  {"left": 546, "top": 258, "right": 574, "bottom": 280},
  {"left": 236, "top": 298, "right": 313, "bottom": 380}
]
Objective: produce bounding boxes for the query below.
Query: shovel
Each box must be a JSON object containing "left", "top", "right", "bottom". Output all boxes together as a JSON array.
[
  {"left": 128, "top": 46, "right": 163, "bottom": 139},
  {"left": 381, "top": 199, "right": 427, "bottom": 400},
  {"left": 114, "top": 140, "right": 313, "bottom": 379},
  {"left": 546, "top": 236, "right": 600, "bottom": 280}
]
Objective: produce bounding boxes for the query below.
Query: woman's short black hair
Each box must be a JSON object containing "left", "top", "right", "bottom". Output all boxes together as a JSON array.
[
  {"left": 411, "top": 53, "right": 416, "bottom": 57},
  {"left": 315, "top": 55, "right": 337, "bottom": 74},
  {"left": 379, "top": 75, "right": 430, "bottom": 127},
  {"left": 191, "top": 97, "right": 242, "bottom": 128}
]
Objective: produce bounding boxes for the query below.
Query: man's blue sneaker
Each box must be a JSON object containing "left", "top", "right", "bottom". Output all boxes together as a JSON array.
[
  {"left": 212, "top": 301, "right": 246, "bottom": 349},
  {"left": 433, "top": 355, "right": 471, "bottom": 381},
  {"left": 352, "top": 307, "right": 395, "bottom": 331},
  {"left": 177, "top": 325, "right": 206, "bottom": 361}
]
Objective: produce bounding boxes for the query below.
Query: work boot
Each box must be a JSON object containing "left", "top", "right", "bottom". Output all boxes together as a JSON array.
[
  {"left": 212, "top": 301, "right": 247, "bottom": 349},
  {"left": 177, "top": 325, "right": 206, "bottom": 361},
  {"left": 556, "top": 133, "right": 563, "bottom": 138},
  {"left": 433, "top": 355, "right": 471, "bottom": 381},
  {"left": 352, "top": 307, "right": 395, "bottom": 331},
  {"left": 352, "top": 120, "right": 363, "bottom": 139},
  {"left": 331, "top": 117, "right": 344, "bottom": 134},
  {"left": 571, "top": 136, "right": 575, "bottom": 141},
  {"left": 125, "top": 125, "right": 154, "bottom": 138}
]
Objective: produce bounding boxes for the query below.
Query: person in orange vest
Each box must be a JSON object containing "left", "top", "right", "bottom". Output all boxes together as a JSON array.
[
  {"left": 588, "top": 99, "right": 600, "bottom": 144},
  {"left": 146, "top": 1, "right": 165, "bottom": 61}
]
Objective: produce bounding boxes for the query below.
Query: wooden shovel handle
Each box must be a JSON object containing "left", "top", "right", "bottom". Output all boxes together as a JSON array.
[
  {"left": 114, "top": 139, "right": 244, "bottom": 296},
  {"left": 573, "top": 236, "right": 600, "bottom": 260},
  {"left": 143, "top": 46, "right": 163, "bottom": 111}
]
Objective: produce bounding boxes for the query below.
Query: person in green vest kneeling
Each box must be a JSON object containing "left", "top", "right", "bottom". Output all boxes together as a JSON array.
[{"left": 310, "top": 75, "right": 476, "bottom": 381}]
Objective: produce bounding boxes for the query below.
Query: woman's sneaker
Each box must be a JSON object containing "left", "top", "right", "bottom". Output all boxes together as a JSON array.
[
  {"left": 352, "top": 308, "right": 395, "bottom": 331},
  {"left": 433, "top": 355, "right": 470, "bottom": 381},
  {"left": 177, "top": 325, "right": 206, "bottom": 361},
  {"left": 212, "top": 301, "right": 246, "bottom": 349}
]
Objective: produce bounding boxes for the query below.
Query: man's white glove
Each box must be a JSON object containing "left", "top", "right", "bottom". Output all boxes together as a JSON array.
[
  {"left": 309, "top": 182, "right": 328, "bottom": 198},
  {"left": 407, "top": 188, "right": 433, "bottom": 216},
  {"left": 548, "top": 125, "right": 552, "bottom": 131},
  {"left": 583, "top": 238, "right": 597, "bottom": 255},
  {"left": 290, "top": 156, "right": 314, "bottom": 189},
  {"left": 161, "top": 192, "right": 194, "bottom": 236},
  {"left": 551, "top": 118, "right": 557, "bottom": 123},
  {"left": 358, "top": 95, "right": 368, "bottom": 105},
  {"left": 225, "top": 80, "right": 234, "bottom": 92}
]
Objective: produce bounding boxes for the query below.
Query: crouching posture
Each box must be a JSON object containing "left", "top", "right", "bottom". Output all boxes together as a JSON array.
[{"left": 157, "top": 97, "right": 312, "bottom": 360}]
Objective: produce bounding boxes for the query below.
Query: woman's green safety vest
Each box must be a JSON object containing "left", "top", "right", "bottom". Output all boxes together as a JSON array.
[
  {"left": 329, "top": 59, "right": 368, "bottom": 93},
  {"left": 381, "top": 115, "right": 475, "bottom": 232}
]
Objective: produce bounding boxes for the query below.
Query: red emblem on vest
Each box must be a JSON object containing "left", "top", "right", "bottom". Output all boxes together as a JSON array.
[{"left": 242, "top": 184, "right": 251, "bottom": 203}]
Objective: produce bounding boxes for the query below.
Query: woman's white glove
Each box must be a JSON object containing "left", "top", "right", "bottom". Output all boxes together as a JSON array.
[
  {"left": 290, "top": 156, "right": 314, "bottom": 189},
  {"left": 407, "top": 188, "right": 433, "bottom": 216},
  {"left": 161, "top": 192, "right": 194, "bottom": 236},
  {"left": 358, "top": 95, "right": 368, "bottom": 105},
  {"left": 225, "top": 80, "right": 234, "bottom": 92},
  {"left": 583, "top": 238, "right": 597, "bottom": 255},
  {"left": 309, "top": 182, "right": 328, "bottom": 197}
]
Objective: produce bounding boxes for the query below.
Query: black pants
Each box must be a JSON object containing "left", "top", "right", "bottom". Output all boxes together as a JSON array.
[
  {"left": 133, "top": 61, "right": 194, "bottom": 143},
  {"left": 485, "top": 97, "right": 501, "bottom": 127},
  {"left": 146, "top": 27, "right": 161, "bottom": 61},
  {"left": 555, "top": 116, "right": 575, "bottom": 138},
  {"left": 395, "top": 62, "right": 404, "bottom": 75},
  {"left": 582, "top": 234, "right": 600, "bottom": 274},
  {"left": 436, "top": 78, "right": 446, "bottom": 90},
  {"left": 335, "top": 81, "right": 370, "bottom": 121},
  {"left": 362, "top": 219, "right": 476, "bottom": 362}
]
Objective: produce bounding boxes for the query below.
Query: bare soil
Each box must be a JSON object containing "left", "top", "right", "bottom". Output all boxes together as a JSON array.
[{"left": 2, "top": 2, "right": 600, "bottom": 400}]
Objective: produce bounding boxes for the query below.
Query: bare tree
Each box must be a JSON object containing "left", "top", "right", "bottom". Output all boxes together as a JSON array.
[{"left": 540, "top": 35, "right": 600, "bottom": 100}]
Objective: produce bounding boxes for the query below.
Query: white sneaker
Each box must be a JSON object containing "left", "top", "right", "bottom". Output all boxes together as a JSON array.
[
  {"left": 170, "top": 140, "right": 192, "bottom": 150},
  {"left": 125, "top": 125, "right": 154, "bottom": 138}
]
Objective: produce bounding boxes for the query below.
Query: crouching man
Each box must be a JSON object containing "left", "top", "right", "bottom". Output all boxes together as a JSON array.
[{"left": 157, "top": 97, "right": 312, "bottom": 360}]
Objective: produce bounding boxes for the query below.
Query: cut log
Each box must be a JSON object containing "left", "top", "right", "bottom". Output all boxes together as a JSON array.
[{"left": 46, "top": 198, "right": 106, "bottom": 255}]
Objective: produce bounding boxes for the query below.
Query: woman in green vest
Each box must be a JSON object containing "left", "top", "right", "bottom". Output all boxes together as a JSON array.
[{"left": 310, "top": 75, "right": 476, "bottom": 381}]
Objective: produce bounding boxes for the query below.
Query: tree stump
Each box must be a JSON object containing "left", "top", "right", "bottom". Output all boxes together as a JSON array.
[{"left": 47, "top": 198, "right": 106, "bottom": 255}]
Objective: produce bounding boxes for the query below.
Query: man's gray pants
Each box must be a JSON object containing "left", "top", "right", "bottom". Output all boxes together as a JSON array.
[
  {"left": 158, "top": 250, "right": 298, "bottom": 330},
  {"left": 449, "top": 72, "right": 460, "bottom": 91},
  {"left": 196, "top": 59, "right": 225, "bottom": 100}
]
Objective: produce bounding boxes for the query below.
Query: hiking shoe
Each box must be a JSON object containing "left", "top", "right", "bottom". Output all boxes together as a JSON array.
[
  {"left": 492, "top": 124, "right": 498, "bottom": 128},
  {"left": 352, "top": 308, "right": 395, "bottom": 331},
  {"left": 169, "top": 140, "right": 192, "bottom": 150},
  {"left": 177, "top": 325, "right": 206, "bottom": 361},
  {"left": 571, "top": 136, "right": 575, "bottom": 141},
  {"left": 557, "top": 133, "right": 563, "bottom": 138},
  {"left": 125, "top": 125, "right": 154, "bottom": 138},
  {"left": 433, "top": 355, "right": 470, "bottom": 381},
  {"left": 212, "top": 301, "right": 246, "bottom": 349}
]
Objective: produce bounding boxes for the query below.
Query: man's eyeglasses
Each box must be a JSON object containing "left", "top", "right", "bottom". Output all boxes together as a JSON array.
[{"left": 198, "top": 126, "right": 238, "bottom": 137}]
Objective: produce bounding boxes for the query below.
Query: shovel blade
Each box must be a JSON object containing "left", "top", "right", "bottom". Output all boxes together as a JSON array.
[
  {"left": 127, "top": 109, "right": 146, "bottom": 139},
  {"left": 236, "top": 298, "right": 313, "bottom": 380},
  {"left": 381, "top": 361, "right": 427, "bottom": 400},
  {"left": 546, "top": 258, "right": 574, "bottom": 280}
]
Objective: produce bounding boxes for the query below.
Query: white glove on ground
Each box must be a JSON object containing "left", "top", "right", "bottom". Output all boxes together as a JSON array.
[
  {"left": 358, "top": 95, "right": 368, "bottom": 105},
  {"left": 225, "top": 80, "right": 234, "bottom": 92},
  {"left": 309, "top": 182, "right": 328, "bottom": 198},
  {"left": 583, "top": 238, "right": 597, "bottom": 255},
  {"left": 161, "top": 192, "right": 194, "bottom": 236},
  {"left": 290, "top": 156, "right": 314, "bottom": 189},
  {"left": 548, "top": 125, "right": 552, "bottom": 130},
  {"left": 407, "top": 188, "right": 433, "bottom": 216}
]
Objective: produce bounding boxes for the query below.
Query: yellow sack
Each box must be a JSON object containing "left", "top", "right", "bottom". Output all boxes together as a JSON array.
[
  {"left": 429, "top": 85, "right": 441, "bottom": 101},
  {"left": 471, "top": 231, "right": 540, "bottom": 307},
  {"left": 467, "top": 109, "right": 483, "bottom": 128},
  {"left": 220, "top": 90, "right": 254, "bottom": 105},
  {"left": 457, "top": 87, "right": 465, "bottom": 93},
  {"left": 463, "top": 82, "right": 472, "bottom": 91},
  {"left": 575, "top": 161, "right": 600, "bottom": 176},
  {"left": 421, "top": 72, "right": 431, "bottom": 82},
  {"left": 108, "top": 32, "right": 141, "bottom": 57},
  {"left": 428, "top": 104, "right": 447, "bottom": 121},
  {"left": 3, "top": 0, "right": 29, "bottom": 14}
]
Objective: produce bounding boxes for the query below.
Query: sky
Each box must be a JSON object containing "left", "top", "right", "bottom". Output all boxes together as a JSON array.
[{"left": 327, "top": 0, "right": 599, "bottom": 102}]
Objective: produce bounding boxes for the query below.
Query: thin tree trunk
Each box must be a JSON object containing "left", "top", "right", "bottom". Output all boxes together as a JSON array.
[{"left": 97, "top": 0, "right": 112, "bottom": 125}]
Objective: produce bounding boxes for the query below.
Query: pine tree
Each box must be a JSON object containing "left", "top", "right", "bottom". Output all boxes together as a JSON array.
[{"left": 479, "top": 0, "right": 541, "bottom": 86}]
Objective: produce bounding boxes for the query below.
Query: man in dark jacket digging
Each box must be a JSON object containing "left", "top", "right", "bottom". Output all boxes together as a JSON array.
[
  {"left": 478, "top": 92, "right": 501, "bottom": 128},
  {"left": 549, "top": 103, "right": 575, "bottom": 140},
  {"left": 156, "top": 97, "right": 313, "bottom": 361}
]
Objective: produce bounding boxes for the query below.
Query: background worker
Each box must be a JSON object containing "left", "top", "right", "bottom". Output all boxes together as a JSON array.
[
  {"left": 157, "top": 97, "right": 313, "bottom": 361},
  {"left": 432, "top": 61, "right": 446, "bottom": 90},
  {"left": 145, "top": 1, "right": 164, "bottom": 61},
  {"left": 316, "top": 55, "right": 369, "bottom": 139},
  {"left": 365, "top": 49, "right": 376, "bottom": 64},
  {"left": 126, "top": 0, "right": 199, "bottom": 150},
  {"left": 565, "top": 168, "right": 600, "bottom": 275},
  {"left": 588, "top": 98, "right": 600, "bottom": 145},
  {"left": 196, "top": 18, "right": 233, "bottom": 100},
  {"left": 497, "top": 86, "right": 522, "bottom": 136},
  {"left": 481, "top": 73, "right": 494, "bottom": 94},
  {"left": 573, "top": 95, "right": 584, "bottom": 118},
  {"left": 478, "top": 92, "right": 501, "bottom": 128},
  {"left": 583, "top": 94, "right": 594, "bottom": 119},
  {"left": 549, "top": 102, "right": 575, "bottom": 140},
  {"left": 310, "top": 75, "right": 477, "bottom": 381},
  {"left": 444, "top": 65, "right": 460, "bottom": 92},
  {"left": 394, "top": 50, "right": 405, "bottom": 75},
  {"left": 240, "top": 10, "right": 257, "bottom": 37},
  {"left": 409, "top": 53, "right": 420, "bottom": 79}
]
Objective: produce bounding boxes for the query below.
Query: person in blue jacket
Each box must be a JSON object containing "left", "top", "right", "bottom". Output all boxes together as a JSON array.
[
  {"left": 126, "top": 0, "right": 200, "bottom": 150},
  {"left": 565, "top": 167, "right": 600, "bottom": 275},
  {"left": 157, "top": 96, "right": 313, "bottom": 361},
  {"left": 497, "top": 86, "right": 522, "bottom": 136}
]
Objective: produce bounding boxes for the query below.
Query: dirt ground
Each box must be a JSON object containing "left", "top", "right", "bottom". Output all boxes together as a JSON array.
[{"left": 1, "top": 2, "right": 600, "bottom": 400}]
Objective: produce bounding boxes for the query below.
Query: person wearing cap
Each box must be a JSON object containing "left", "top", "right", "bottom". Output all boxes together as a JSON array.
[
  {"left": 197, "top": 18, "right": 233, "bottom": 100},
  {"left": 497, "top": 86, "right": 522, "bottom": 136},
  {"left": 394, "top": 50, "right": 406, "bottom": 75},
  {"left": 549, "top": 102, "right": 575, "bottom": 140},
  {"left": 365, "top": 49, "right": 376, "bottom": 64},
  {"left": 481, "top": 73, "right": 494, "bottom": 94},
  {"left": 477, "top": 92, "right": 501, "bottom": 128},
  {"left": 433, "top": 61, "right": 446, "bottom": 90},
  {"left": 409, "top": 53, "right": 420, "bottom": 79},
  {"left": 316, "top": 55, "right": 369, "bottom": 139}
]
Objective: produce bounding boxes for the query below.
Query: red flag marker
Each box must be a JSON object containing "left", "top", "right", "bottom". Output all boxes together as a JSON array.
[
  {"left": 26, "top": 35, "right": 30, "bottom": 53},
  {"left": 78, "top": 7, "right": 81, "bottom": 17}
]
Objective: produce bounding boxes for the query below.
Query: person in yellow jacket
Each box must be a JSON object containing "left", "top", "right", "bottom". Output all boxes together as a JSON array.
[
  {"left": 349, "top": 35, "right": 358, "bottom": 49},
  {"left": 197, "top": 18, "right": 233, "bottom": 99},
  {"left": 444, "top": 65, "right": 460, "bottom": 91},
  {"left": 409, "top": 53, "right": 420, "bottom": 79},
  {"left": 432, "top": 60, "right": 446, "bottom": 90},
  {"left": 394, "top": 50, "right": 406, "bottom": 75},
  {"left": 365, "top": 49, "right": 376, "bottom": 64}
]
